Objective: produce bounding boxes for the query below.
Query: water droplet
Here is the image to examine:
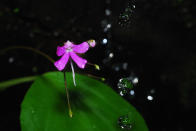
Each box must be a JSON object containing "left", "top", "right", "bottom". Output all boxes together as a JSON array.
[
  {"left": 106, "top": 24, "right": 112, "bottom": 28},
  {"left": 105, "top": 9, "right": 111, "bottom": 16},
  {"left": 118, "top": 78, "right": 133, "bottom": 89},
  {"left": 119, "top": 90, "right": 127, "bottom": 96},
  {"left": 150, "top": 89, "right": 155, "bottom": 94},
  {"left": 132, "top": 77, "right": 139, "bottom": 84},
  {"left": 8, "top": 57, "right": 14, "bottom": 63},
  {"left": 109, "top": 53, "right": 114, "bottom": 58},
  {"left": 130, "top": 90, "right": 135, "bottom": 96},
  {"left": 118, "top": 0, "right": 136, "bottom": 27},
  {"left": 118, "top": 114, "right": 133, "bottom": 130},
  {"left": 102, "top": 38, "right": 108, "bottom": 44},
  {"left": 147, "top": 95, "right": 153, "bottom": 101},
  {"left": 118, "top": 78, "right": 133, "bottom": 96},
  {"left": 104, "top": 23, "right": 112, "bottom": 32},
  {"left": 122, "top": 63, "right": 128, "bottom": 70}
]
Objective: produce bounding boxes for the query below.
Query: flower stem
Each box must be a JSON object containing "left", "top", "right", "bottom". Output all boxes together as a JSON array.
[
  {"left": 0, "top": 76, "right": 37, "bottom": 91},
  {"left": 63, "top": 71, "right": 73, "bottom": 118},
  {"left": 0, "top": 46, "right": 55, "bottom": 63}
]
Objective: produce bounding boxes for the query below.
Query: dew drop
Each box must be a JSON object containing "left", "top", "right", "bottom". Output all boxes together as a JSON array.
[
  {"left": 109, "top": 52, "right": 114, "bottom": 58},
  {"left": 132, "top": 77, "right": 139, "bottom": 84},
  {"left": 118, "top": 114, "right": 133, "bottom": 130},
  {"left": 102, "top": 38, "right": 108, "bottom": 44},
  {"left": 147, "top": 95, "right": 153, "bottom": 101},
  {"left": 119, "top": 90, "right": 127, "bottom": 96},
  {"left": 8, "top": 57, "right": 14, "bottom": 63},
  {"left": 130, "top": 90, "right": 135, "bottom": 96},
  {"left": 118, "top": 78, "right": 133, "bottom": 96},
  {"left": 105, "top": 9, "right": 111, "bottom": 16},
  {"left": 118, "top": 78, "right": 133, "bottom": 89}
]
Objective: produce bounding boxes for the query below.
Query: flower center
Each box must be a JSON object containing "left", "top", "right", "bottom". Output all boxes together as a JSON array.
[{"left": 66, "top": 47, "right": 73, "bottom": 52}]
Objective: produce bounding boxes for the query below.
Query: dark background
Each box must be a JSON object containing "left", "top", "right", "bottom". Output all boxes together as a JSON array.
[{"left": 0, "top": 0, "right": 196, "bottom": 130}]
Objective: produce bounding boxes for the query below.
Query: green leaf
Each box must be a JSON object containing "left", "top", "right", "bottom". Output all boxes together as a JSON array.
[{"left": 20, "top": 72, "right": 148, "bottom": 131}]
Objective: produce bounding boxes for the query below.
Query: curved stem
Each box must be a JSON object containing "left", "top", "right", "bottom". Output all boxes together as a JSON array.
[
  {"left": 0, "top": 76, "right": 37, "bottom": 91},
  {"left": 0, "top": 46, "right": 55, "bottom": 63}
]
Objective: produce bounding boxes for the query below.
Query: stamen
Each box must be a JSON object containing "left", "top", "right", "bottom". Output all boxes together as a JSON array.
[
  {"left": 70, "top": 60, "right": 76, "bottom": 87},
  {"left": 87, "top": 74, "right": 106, "bottom": 81},
  {"left": 87, "top": 63, "right": 100, "bottom": 70}
]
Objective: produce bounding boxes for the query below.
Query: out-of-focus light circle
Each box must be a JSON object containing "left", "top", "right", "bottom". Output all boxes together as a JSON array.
[
  {"left": 102, "top": 38, "right": 108, "bottom": 44},
  {"left": 147, "top": 95, "right": 153, "bottom": 101}
]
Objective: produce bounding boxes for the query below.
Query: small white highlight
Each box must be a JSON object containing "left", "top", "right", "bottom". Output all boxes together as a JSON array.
[
  {"left": 109, "top": 53, "right": 114, "bottom": 58},
  {"left": 147, "top": 95, "right": 153, "bottom": 101},
  {"left": 102, "top": 38, "right": 108, "bottom": 44},
  {"left": 132, "top": 77, "right": 139, "bottom": 84},
  {"left": 106, "top": 24, "right": 111, "bottom": 28},
  {"left": 130, "top": 90, "right": 135, "bottom": 96},
  {"left": 8, "top": 57, "right": 14, "bottom": 63},
  {"left": 119, "top": 91, "right": 124, "bottom": 96},
  {"left": 105, "top": 9, "right": 111, "bottom": 16}
]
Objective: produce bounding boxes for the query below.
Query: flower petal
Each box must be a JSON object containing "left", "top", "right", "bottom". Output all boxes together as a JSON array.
[
  {"left": 56, "top": 46, "right": 65, "bottom": 56},
  {"left": 73, "top": 42, "right": 89, "bottom": 54},
  {"left": 70, "top": 52, "right": 87, "bottom": 69},
  {"left": 54, "top": 53, "right": 69, "bottom": 71}
]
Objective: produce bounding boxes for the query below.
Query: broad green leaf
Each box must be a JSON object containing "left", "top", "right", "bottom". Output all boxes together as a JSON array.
[{"left": 20, "top": 72, "right": 148, "bottom": 131}]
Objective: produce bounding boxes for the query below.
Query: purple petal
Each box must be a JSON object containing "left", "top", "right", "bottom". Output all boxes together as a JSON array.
[
  {"left": 56, "top": 46, "right": 65, "bottom": 56},
  {"left": 70, "top": 52, "right": 87, "bottom": 69},
  {"left": 54, "top": 53, "right": 69, "bottom": 71},
  {"left": 73, "top": 42, "right": 89, "bottom": 54},
  {"left": 64, "top": 41, "right": 73, "bottom": 49}
]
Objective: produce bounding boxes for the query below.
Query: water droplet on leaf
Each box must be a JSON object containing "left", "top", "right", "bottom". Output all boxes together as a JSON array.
[
  {"left": 118, "top": 78, "right": 133, "bottom": 89},
  {"left": 118, "top": 114, "right": 133, "bottom": 130},
  {"left": 118, "top": 78, "right": 133, "bottom": 96}
]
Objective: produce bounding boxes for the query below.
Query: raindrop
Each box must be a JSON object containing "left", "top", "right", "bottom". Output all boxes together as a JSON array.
[
  {"left": 118, "top": 78, "right": 133, "bottom": 89},
  {"left": 130, "top": 90, "right": 135, "bottom": 96},
  {"left": 118, "top": 78, "right": 133, "bottom": 96},
  {"left": 8, "top": 57, "right": 14, "bottom": 63},
  {"left": 118, "top": 114, "right": 133, "bottom": 130},
  {"left": 150, "top": 89, "right": 155, "bottom": 94},
  {"left": 147, "top": 95, "right": 153, "bottom": 101},
  {"left": 132, "top": 77, "right": 139, "bottom": 84},
  {"left": 118, "top": 0, "right": 136, "bottom": 27},
  {"left": 103, "top": 23, "right": 112, "bottom": 32},
  {"left": 102, "top": 38, "right": 108, "bottom": 44},
  {"left": 122, "top": 62, "right": 128, "bottom": 70},
  {"left": 114, "top": 66, "right": 120, "bottom": 72},
  {"left": 107, "top": 23, "right": 112, "bottom": 28},
  {"left": 119, "top": 90, "right": 127, "bottom": 96},
  {"left": 109, "top": 52, "right": 114, "bottom": 58},
  {"left": 105, "top": 9, "right": 111, "bottom": 16}
]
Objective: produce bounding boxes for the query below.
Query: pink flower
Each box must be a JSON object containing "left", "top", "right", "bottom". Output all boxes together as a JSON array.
[
  {"left": 54, "top": 40, "right": 95, "bottom": 71},
  {"left": 54, "top": 40, "right": 96, "bottom": 86}
]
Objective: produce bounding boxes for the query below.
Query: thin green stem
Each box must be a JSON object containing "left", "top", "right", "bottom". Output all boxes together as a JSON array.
[
  {"left": 64, "top": 71, "right": 72, "bottom": 118},
  {"left": 0, "top": 76, "right": 37, "bottom": 91},
  {"left": 0, "top": 46, "right": 55, "bottom": 63}
]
